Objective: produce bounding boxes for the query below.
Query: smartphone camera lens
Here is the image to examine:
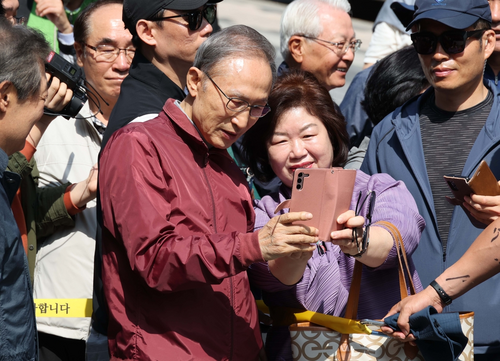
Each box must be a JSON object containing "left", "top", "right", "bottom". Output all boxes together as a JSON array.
[
  {"left": 298, "top": 172, "right": 303, "bottom": 178},
  {"left": 296, "top": 184, "right": 302, "bottom": 190},
  {"left": 297, "top": 178, "right": 302, "bottom": 184},
  {"left": 447, "top": 181, "right": 458, "bottom": 192}
]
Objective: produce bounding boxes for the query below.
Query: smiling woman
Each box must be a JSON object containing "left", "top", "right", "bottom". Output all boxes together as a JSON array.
[{"left": 241, "top": 69, "right": 426, "bottom": 360}]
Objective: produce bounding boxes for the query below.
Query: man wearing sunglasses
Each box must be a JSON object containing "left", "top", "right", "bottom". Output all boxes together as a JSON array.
[
  {"left": 98, "top": 25, "right": 320, "bottom": 360},
  {"left": 101, "top": 0, "right": 221, "bottom": 150},
  {"left": 361, "top": 0, "right": 500, "bottom": 359}
]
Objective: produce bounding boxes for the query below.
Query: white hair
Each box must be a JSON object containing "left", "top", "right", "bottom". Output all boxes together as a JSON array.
[{"left": 280, "top": 0, "right": 351, "bottom": 60}]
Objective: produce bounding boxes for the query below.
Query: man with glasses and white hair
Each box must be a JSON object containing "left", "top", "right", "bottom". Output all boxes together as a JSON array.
[
  {"left": 99, "top": 25, "right": 321, "bottom": 360},
  {"left": 30, "top": 1, "right": 132, "bottom": 360},
  {"left": 101, "top": 0, "right": 221, "bottom": 149},
  {"left": 278, "top": 0, "right": 361, "bottom": 91},
  {"left": 361, "top": 0, "right": 500, "bottom": 359}
]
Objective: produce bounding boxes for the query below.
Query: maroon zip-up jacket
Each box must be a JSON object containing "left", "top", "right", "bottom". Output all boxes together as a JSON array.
[{"left": 99, "top": 99, "right": 265, "bottom": 360}]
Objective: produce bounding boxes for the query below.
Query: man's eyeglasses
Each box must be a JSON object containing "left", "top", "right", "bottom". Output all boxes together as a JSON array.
[
  {"left": 298, "top": 34, "right": 362, "bottom": 55},
  {"left": 204, "top": 72, "right": 271, "bottom": 118},
  {"left": 411, "top": 29, "right": 487, "bottom": 55},
  {"left": 151, "top": 4, "right": 217, "bottom": 31},
  {"left": 84, "top": 43, "right": 136, "bottom": 63}
]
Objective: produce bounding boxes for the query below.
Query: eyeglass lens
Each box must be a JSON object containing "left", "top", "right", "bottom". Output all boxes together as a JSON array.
[
  {"left": 411, "top": 30, "right": 483, "bottom": 55},
  {"left": 187, "top": 5, "right": 216, "bottom": 31}
]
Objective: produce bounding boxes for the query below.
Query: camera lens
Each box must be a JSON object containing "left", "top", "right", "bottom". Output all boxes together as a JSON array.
[
  {"left": 448, "top": 181, "right": 458, "bottom": 192},
  {"left": 296, "top": 184, "right": 302, "bottom": 190},
  {"left": 297, "top": 178, "right": 302, "bottom": 184},
  {"left": 298, "top": 172, "right": 303, "bottom": 178}
]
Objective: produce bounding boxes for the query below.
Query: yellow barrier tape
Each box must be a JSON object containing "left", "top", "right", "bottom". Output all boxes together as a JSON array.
[
  {"left": 256, "top": 300, "right": 371, "bottom": 335},
  {"left": 34, "top": 299, "right": 93, "bottom": 318}
]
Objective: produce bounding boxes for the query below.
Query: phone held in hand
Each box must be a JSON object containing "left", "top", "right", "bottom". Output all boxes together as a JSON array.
[
  {"left": 274, "top": 168, "right": 356, "bottom": 255},
  {"left": 444, "top": 160, "right": 500, "bottom": 203},
  {"left": 444, "top": 160, "right": 500, "bottom": 227}
]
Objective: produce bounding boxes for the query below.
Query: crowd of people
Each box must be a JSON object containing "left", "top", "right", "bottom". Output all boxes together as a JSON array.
[{"left": 2, "top": 0, "right": 500, "bottom": 360}]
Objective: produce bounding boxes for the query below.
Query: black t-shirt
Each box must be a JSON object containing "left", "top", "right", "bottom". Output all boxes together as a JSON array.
[{"left": 419, "top": 90, "right": 493, "bottom": 250}]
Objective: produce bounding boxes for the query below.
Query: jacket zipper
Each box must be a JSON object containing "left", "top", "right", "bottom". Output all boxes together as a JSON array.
[{"left": 202, "top": 156, "right": 234, "bottom": 359}]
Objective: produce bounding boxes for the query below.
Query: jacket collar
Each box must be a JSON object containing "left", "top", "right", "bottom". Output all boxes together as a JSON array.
[
  {"left": 160, "top": 99, "right": 233, "bottom": 160},
  {"left": 128, "top": 51, "right": 184, "bottom": 97}
]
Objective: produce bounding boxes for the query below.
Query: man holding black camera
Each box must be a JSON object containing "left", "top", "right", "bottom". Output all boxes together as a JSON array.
[{"left": 30, "top": 1, "right": 132, "bottom": 360}]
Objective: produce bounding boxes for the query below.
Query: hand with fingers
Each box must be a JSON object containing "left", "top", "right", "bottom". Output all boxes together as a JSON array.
[
  {"left": 380, "top": 286, "right": 444, "bottom": 344},
  {"left": 44, "top": 73, "right": 74, "bottom": 113},
  {"left": 35, "top": 0, "right": 73, "bottom": 34},
  {"left": 463, "top": 188, "right": 500, "bottom": 225},
  {"left": 26, "top": 73, "right": 75, "bottom": 148},
  {"left": 258, "top": 212, "right": 319, "bottom": 285},
  {"left": 69, "top": 163, "right": 98, "bottom": 208},
  {"left": 330, "top": 209, "right": 365, "bottom": 256},
  {"left": 258, "top": 212, "right": 318, "bottom": 261}
]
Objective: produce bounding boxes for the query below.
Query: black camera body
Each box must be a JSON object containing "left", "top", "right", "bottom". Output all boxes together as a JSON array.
[{"left": 45, "top": 51, "right": 87, "bottom": 118}]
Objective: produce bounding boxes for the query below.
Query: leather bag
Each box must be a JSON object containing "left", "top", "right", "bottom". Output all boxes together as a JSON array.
[{"left": 288, "top": 221, "right": 474, "bottom": 361}]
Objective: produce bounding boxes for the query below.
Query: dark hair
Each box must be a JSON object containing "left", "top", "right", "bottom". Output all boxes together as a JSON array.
[
  {"left": 362, "top": 46, "right": 429, "bottom": 125},
  {"left": 128, "top": 7, "right": 165, "bottom": 49},
  {"left": 0, "top": 21, "right": 50, "bottom": 100},
  {"left": 74, "top": 0, "right": 124, "bottom": 44},
  {"left": 0, "top": 1, "right": 5, "bottom": 16},
  {"left": 241, "top": 70, "right": 349, "bottom": 183}
]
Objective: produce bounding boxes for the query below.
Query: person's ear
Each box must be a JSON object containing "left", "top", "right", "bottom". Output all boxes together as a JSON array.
[
  {"left": 136, "top": 20, "right": 157, "bottom": 47},
  {"left": 289, "top": 35, "right": 306, "bottom": 64},
  {"left": 484, "top": 29, "right": 496, "bottom": 59},
  {"left": 74, "top": 42, "right": 85, "bottom": 68},
  {"left": 186, "top": 67, "right": 203, "bottom": 98},
  {"left": 0, "top": 81, "right": 13, "bottom": 113}
]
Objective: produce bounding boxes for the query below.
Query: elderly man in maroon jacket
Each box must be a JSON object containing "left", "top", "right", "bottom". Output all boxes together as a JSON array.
[{"left": 99, "top": 25, "right": 320, "bottom": 361}]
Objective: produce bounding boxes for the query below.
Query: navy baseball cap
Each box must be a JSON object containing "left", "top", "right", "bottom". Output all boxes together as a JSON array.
[
  {"left": 123, "top": 0, "right": 222, "bottom": 36},
  {"left": 406, "top": 0, "right": 492, "bottom": 31}
]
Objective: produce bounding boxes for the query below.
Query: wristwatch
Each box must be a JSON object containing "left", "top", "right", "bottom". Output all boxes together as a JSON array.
[{"left": 430, "top": 280, "right": 453, "bottom": 305}]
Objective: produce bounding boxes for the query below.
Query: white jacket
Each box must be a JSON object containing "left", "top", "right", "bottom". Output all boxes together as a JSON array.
[{"left": 34, "top": 102, "right": 101, "bottom": 340}]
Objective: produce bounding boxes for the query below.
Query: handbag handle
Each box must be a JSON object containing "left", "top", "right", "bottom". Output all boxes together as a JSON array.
[
  {"left": 344, "top": 221, "right": 416, "bottom": 320},
  {"left": 338, "top": 221, "right": 418, "bottom": 361}
]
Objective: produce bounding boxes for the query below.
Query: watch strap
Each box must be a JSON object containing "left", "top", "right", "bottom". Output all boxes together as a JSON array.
[{"left": 430, "top": 280, "right": 452, "bottom": 305}]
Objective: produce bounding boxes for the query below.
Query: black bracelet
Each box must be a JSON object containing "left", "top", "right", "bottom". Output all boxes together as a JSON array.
[{"left": 430, "top": 280, "right": 453, "bottom": 305}]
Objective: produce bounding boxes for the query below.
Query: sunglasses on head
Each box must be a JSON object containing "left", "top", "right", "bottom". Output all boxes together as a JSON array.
[
  {"left": 151, "top": 4, "right": 217, "bottom": 31},
  {"left": 411, "top": 29, "right": 486, "bottom": 55}
]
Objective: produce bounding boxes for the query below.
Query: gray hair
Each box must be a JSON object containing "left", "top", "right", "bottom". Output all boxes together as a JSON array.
[
  {"left": 280, "top": 0, "right": 351, "bottom": 60},
  {"left": 193, "top": 25, "right": 276, "bottom": 84},
  {"left": 0, "top": 20, "right": 50, "bottom": 100}
]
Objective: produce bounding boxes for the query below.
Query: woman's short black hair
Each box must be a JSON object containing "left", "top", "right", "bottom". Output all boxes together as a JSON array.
[
  {"left": 241, "top": 69, "right": 349, "bottom": 183},
  {"left": 362, "top": 45, "right": 429, "bottom": 125}
]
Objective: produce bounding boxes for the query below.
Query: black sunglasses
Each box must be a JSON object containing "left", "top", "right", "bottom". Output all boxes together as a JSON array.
[
  {"left": 411, "top": 29, "right": 486, "bottom": 55},
  {"left": 151, "top": 4, "right": 217, "bottom": 31}
]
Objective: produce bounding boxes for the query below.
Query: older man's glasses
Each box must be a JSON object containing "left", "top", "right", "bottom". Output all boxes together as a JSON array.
[
  {"left": 204, "top": 72, "right": 271, "bottom": 118},
  {"left": 152, "top": 4, "right": 217, "bottom": 31},
  {"left": 411, "top": 29, "right": 486, "bottom": 55},
  {"left": 84, "top": 43, "right": 136, "bottom": 63},
  {"left": 299, "top": 35, "right": 362, "bottom": 55}
]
